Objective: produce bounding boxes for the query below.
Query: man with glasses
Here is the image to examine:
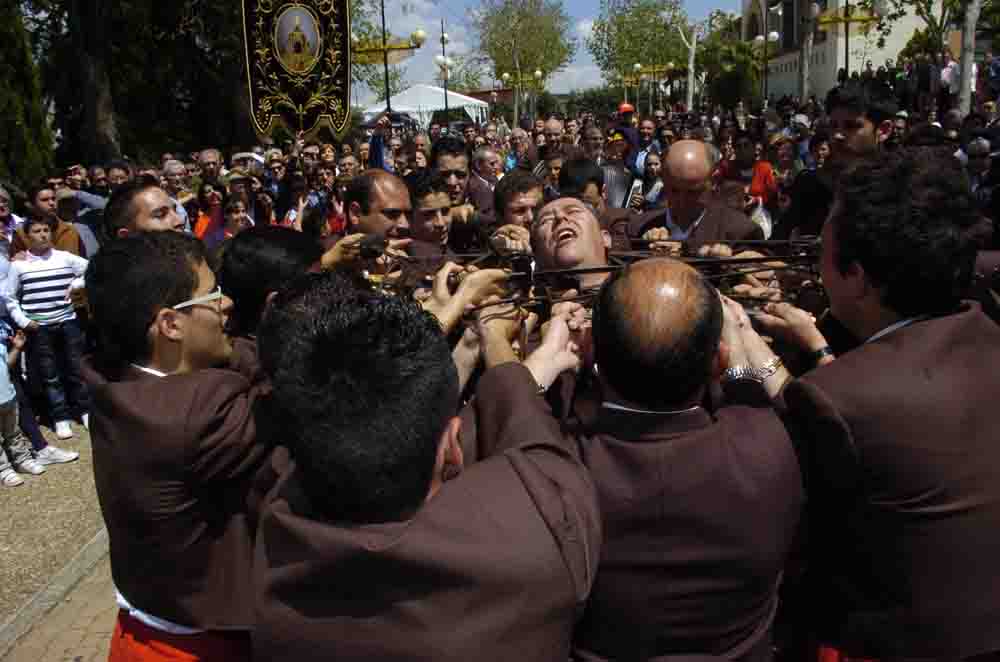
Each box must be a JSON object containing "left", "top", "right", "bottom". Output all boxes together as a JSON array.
[
  {"left": 83, "top": 231, "right": 269, "bottom": 661},
  {"left": 505, "top": 128, "right": 533, "bottom": 172}
]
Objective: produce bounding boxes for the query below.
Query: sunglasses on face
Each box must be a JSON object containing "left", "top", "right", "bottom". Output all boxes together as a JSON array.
[
  {"left": 173, "top": 286, "right": 224, "bottom": 311},
  {"left": 439, "top": 170, "right": 468, "bottom": 179}
]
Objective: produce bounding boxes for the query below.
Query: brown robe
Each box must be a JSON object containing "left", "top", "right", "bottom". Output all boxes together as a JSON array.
[
  {"left": 81, "top": 349, "right": 270, "bottom": 630},
  {"left": 252, "top": 362, "right": 602, "bottom": 661},
  {"left": 629, "top": 202, "right": 764, "bottom": 253},
  {"left": 783, "top": 303, "right": 1000, "bottom": 659},
  {"left": 572, "top": 387, "right": 803, "bottom": 661}
]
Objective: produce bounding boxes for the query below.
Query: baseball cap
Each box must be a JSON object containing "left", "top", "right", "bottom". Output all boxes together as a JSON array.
[
  {"left": 618, "top": 103, "right": 635, "bottom": 114},
  {"left": 792, "top": 113, "right": 811, "bottom": 128}
]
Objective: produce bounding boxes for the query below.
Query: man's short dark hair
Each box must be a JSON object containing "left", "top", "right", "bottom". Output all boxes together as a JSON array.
[
  {"left": 103, "top": 179, "right": 165, "bottom": 242},
  {"left": 593, "top": 265, "right": 723, "bottom": 408},
  {"left": 26, "top": 181, "right": 53, "bottom": 209},
  {"left": 344, "top": 171, "right": 378, "bottom": 215},
  {"left": 833, "top": 147, "right": 979, "bottom": 317},
  {"left": 405, "top": 171, "right": 449, "bottom": 204},
  {"left": 86, "top": 232, "right": 206, "bottom": 377},
  {"left": 825, "top": 80, "right": 898, "bottom": 126},
  {"left": 23, "top": 216, "right": 55, "bottom": 233},
  {"left": 494, "top": 171, "right": 544, "bottom": 219},
  {"left": 559, "top": 158, "right": 605, "bottom": 199},
  {"left": 430, "top": 136, "right": 467, "bottom": 168},
  {"left": 218, "top": 226, "right": 322, "bottom": 338},
  {"left": 105, "top": 160, "right": 131, "bottom": 175},
  {"left": 257, "top": 272, "right": 458, "bottom": 523}
]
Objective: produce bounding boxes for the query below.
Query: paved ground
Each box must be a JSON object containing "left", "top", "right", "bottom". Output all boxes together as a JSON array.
[
  {"left": 2, "top": 558, "right": 114, "bottom": 662},
  {"left": 0, "top": 423, "right": 102, "bottom": 625}
]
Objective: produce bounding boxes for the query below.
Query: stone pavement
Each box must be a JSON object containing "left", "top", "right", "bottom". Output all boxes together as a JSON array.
[{"left": 3, "top": 557, "right": 115, "bottom": 662}]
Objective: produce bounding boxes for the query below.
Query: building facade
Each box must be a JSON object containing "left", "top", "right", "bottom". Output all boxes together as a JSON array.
[{"left": 740, "top": 0, "right": 933, "bottom": 101}]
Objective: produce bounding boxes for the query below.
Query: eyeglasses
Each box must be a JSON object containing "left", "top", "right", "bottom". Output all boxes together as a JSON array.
[{"left": 173, "top": 286, "right": 224, "bottom": 311}]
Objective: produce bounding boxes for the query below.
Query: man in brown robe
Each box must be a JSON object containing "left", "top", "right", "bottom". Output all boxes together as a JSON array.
[{"left": 251, "top": 272, "right": 601, "bottom": 662}]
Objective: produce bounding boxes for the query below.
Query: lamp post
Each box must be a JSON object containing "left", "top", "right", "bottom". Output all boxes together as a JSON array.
[
  {"left": 533, "top": 69, "right": 543, "bottom": 122},
  {"left": 436, "top": 22, "right": 451, "bottom": 116},
  {"left": 754, "top": 31, "right": 779, "bottom": 106},
  {"left": 353, "top": 7, "right": 426, "bottom": 112}
]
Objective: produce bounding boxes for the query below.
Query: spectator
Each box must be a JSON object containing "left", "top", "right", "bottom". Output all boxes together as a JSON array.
[
  {"left": 3, "top": 216, "right": 89, "bottom": 440},
  {"left": 0, "top": 326, "right": 46, "bottom": 486}
]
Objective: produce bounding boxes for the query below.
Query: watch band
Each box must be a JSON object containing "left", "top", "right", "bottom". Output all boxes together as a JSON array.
[
  {"left": 722, "top": 364, "right": 762, "bottom": 383},
  {"left": 809, "top": 345, "right": 835, "bottom": 364}
]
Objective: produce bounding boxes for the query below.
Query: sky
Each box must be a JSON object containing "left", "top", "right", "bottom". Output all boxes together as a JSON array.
[{"left": 355, "top": 0, "right": 739, "bottom": 105}]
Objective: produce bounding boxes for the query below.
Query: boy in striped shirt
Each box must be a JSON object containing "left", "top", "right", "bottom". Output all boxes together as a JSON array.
[{"left": 3, "top": 217, "right": 89, "bottom": 440}]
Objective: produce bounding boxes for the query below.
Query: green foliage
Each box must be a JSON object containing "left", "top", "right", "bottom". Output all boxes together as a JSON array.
[
  {"left": 857, "top": 0, "right": 954, "bottom": 52},
  {"left": 0, "top": 4, "right": 53, "bottom": 188},
  {"left": 436, "top": 56, "right": 487, "bottom": 94},
  {"left": 587, "top": 0, "right": 688, "bottom": 81},
  {"left": 472, "top": 0, "right": 577, "bottom": 81},
  {"left": 369, "top": 66, "right": 410, "bottom": 103},
  {"left": 697, "top": 11, "right": 761, "bottom": 108},
  {"left": 19, "top": 0, "right": 387, "bottom": 167},
  {"left": 562, "top": 86, "right": 625, "bottom": 118},
  {"left": 898, "top": 27, "right": 948, "bottom": 60}
]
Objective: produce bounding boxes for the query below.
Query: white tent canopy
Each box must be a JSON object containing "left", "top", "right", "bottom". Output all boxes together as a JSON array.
[{"left": 362, "top": 84, "right": 489, "bottom": 130}]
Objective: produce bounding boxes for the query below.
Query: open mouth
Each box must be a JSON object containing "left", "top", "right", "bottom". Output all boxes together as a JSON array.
[{"left": 555, "top": 227, "right": 577, "bottom": 246}]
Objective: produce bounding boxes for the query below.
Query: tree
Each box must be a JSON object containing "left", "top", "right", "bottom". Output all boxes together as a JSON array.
[
  {"left": 0, "top": 4, "right": 53, "bottom": 188},
  {"left": 435, "top": 56, "right": 486, "bottom": 93},
  {"left": 960, "top": 0, "right": 984, "bottom": 113},
  {"left": 472, "top": 0, "right": 577, "bottom": 125},
  {"left": 698, "top": 15, "right": 761, "bottom": 109},
  {"left": 859, "top": 0, "right": 955, "bottom": 53},
  {"left": 587, "top": 0, "right": 687, "bottom": 83},
  {"left": 370, "top": 66, "right": 410, "bottom": 103}
]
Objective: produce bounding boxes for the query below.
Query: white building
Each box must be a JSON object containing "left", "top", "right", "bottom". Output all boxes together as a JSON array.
[{"left": 740, "top": 0, "right": 932, "bottom": 101}]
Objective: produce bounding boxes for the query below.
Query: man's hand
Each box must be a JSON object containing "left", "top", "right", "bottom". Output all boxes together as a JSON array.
[
  {"left": 11, "top": 330, "right": 26, "bottom": 350},
  {"left": 642, "top": 227, "right": 670, "bottom": 243},
  {"left": 490, "top": 224, "right": 532, "bottom": 255},
  {"left": 752, "top": 302, "right": 829, "bottom": 354},
  {"left": 547, "top": 293, "right": 593, "bottom": 367},
  {"left": 523, "top": 314, "right": 582, "bottom": 392},
  {"left": 24, "top": 322, "right": 39, "bottom": 333},
  {"left": 422, "top": 264, "right": 508, "bottom": 334},
  {"left": 319, "top": 233, "right": 411, "bottom": 271},
  {"left": 642, "top": 228, "right": 683, "bottom": 256},
  {"left": 697, "top": 243, "right": 734, "bottom": 258},
  {"left": 628, "top": 191, "right": 644, "bottom": 210},
  {"left": 449, "top": 204, "right": 476, "bottom": 226}
]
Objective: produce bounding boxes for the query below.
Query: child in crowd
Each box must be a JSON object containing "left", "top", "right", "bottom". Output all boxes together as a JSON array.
[
  {"left": 0, "top": 328, "right": 45, "bottom": 486},
  {"left": 3, "top": 217, "right": 89, "bottom": 440}
]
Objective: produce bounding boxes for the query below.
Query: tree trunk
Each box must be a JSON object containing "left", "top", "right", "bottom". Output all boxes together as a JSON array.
[
  {"left": 959, "top": 0, "right": 982, "bottom": 115},
  {"left": 513, "top": 48, "right": 521, "bottom": 128},
  {"left": 798, "top": 0, "right": 814, "bottom": 100},
  {"left": 69, "top": 0, "right": 120, "bottom": 163},
  {"left": 686, "top": 33, "right": 697, "bottom": 111}
]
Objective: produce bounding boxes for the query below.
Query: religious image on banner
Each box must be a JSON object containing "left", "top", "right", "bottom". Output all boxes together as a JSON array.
[{"left": 241, "top": 0, "right": 351, "bottom": 135}]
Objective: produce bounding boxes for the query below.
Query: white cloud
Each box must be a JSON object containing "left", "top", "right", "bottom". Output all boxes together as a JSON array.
[
  {"left": 548, "top": 63, "right": 604, "bottom": 93},
  {"left": 575, "top": 18, "right": 594, "bottom": 39}
]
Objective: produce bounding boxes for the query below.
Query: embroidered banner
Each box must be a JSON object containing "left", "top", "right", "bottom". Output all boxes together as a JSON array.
[{"left": 241, "top": 0, "right": 351, "bottom": 135}]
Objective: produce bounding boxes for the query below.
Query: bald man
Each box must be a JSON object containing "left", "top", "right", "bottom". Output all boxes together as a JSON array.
[
  {"left": 568, "top": 258, "right": 803, "bottom": 661},
  {"left": 630, "top": 140, "right": 763, "bottom": 252}
]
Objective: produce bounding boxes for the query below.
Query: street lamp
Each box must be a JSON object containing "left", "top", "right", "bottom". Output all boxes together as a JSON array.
[
  {"left": 533, "top": 70, "right": 543, "bottom": 122},
  {"left": 438, "top": 21, "right": 451, "bottom": 116}
]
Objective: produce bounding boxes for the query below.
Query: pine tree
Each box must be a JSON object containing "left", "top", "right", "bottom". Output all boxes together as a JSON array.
[{"left": 0, "top": 4, "right": 54, "bottom": 189}]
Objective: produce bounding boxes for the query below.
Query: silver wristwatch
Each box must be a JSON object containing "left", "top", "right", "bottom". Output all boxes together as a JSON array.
[{"left": 722, "top": 364, "right": 762, "bottom": 383}]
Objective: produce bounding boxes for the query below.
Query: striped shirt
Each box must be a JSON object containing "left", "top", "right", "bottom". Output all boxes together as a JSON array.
[{"left": 3, "top": 249, "right": 88, "bottom": 328}]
